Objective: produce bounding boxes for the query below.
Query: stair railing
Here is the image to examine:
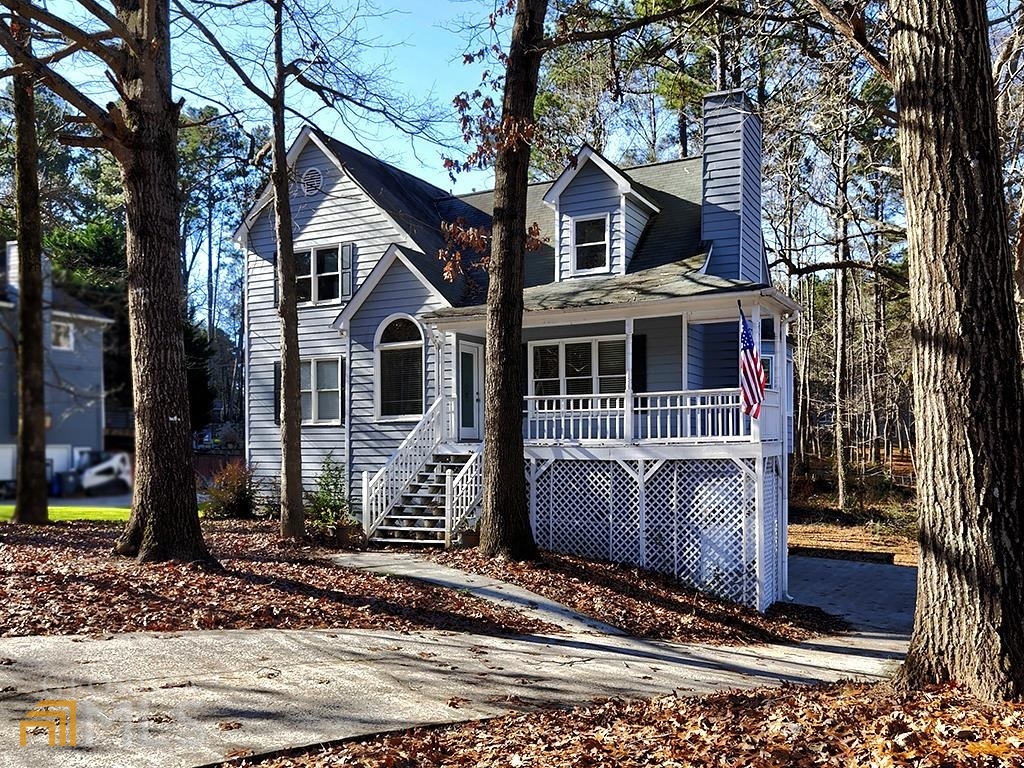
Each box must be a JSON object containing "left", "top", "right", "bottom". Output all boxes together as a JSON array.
[
  {"left": 444, "top": 450, "right": 483, "bottom": 547},
  {"left": 362, "top": 395, "right": 448, "bottom": 538}
]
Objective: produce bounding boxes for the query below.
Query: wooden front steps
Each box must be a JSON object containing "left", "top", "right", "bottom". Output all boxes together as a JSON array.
[{"left": 368, "top": 450, "right": 476, "bottom": 546}]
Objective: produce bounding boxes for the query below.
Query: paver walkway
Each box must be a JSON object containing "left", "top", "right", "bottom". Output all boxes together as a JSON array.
[{"left": 0, "top": 555, "right": 916, "bottom": 768}]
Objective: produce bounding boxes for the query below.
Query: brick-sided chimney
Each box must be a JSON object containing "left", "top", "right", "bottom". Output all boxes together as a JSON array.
[{"left": 700, "top": 90, "right": 765, "bottom": 283}]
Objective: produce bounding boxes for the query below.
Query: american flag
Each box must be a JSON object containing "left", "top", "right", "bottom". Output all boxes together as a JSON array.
[{"left": 738, "top": 305, "right": 767, "bottom": 419}]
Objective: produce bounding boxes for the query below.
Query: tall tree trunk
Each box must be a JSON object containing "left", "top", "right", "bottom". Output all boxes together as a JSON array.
[
  {"left": 207, "top": 175, "right": 216, "bottom": 340},
  {"left": 271, "top": 0, "right": 305, "bottom": 540},
  {"left": 113, "top": 0, "right": 212, "bottom": 563},
  {"left": 11, "top": 10, "right": 47, "bottom": 526},
  {"left": 890, "top": 0, "right": 1024, "bottom": 700},
  {"left": 478, "top": 0, "right": 548, "bottom": 560},
  {"left": 833, "top": 104, "right": 851, "bottom": 510},
  {"left": 833, "top": 264, "right": 848, "bottom": 508}
]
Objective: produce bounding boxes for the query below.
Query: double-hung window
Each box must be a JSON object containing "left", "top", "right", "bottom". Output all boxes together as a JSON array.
[
  {"left": 571, "top": 215, "right": 609, "bottom": 273},
  {"left": 300, "top": 358, "right": 343, "bottom": 424},
  {"left": 530, "top": 337, "right": 627, "bottom": 403},
  {"left": 376, "top": 317, "right": 424, "bottom": 419},
  {"left": 51, "top": 321, "right": 74, "bottom": 351},
  {"left": 294, "top": 243, "right": 353, "bottom": 304}
]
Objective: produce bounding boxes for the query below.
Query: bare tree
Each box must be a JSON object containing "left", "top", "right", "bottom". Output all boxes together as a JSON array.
[
  {"left": 0, "top": 0, "right": 212, "bottom": 562},
  {"left": 174, "top": 0, "right": 444, "bottom": 539}
]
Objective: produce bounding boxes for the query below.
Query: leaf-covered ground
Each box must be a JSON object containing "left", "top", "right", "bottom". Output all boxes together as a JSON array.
[
  {"left": 232, "top": 682, "right": 1024, "bottom": 767},
  {"left": 0, "top": 521, "right": 555, "bottom": 637},
  {"left": 789, "top": 521, "right": 919, "bottom": 567},
  {"left": 430, "top": 549, "right": 846, "bottom": 645}
]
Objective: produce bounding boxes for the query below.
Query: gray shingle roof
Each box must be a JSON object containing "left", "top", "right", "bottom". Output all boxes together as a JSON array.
[
  {"left": 421, "top": 256, "right": 766, "bottom": 322},
  {"left": 316, "top": 136, "right": 739, "bottom": 312}
]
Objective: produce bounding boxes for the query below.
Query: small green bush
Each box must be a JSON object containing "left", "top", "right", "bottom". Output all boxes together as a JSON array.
[
  {"left": 304, "top": 454, "right": 364, "bottom": 548},
  {"left": 204, "top": 460, "right": 260, "bottom": 519}
]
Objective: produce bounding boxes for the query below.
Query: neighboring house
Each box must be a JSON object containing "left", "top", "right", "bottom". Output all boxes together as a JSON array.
[
  {"left": 239, "top": 90, "right": 798, "bottom": 610},
  {"left": 0, "top": 243, "right": 111, "bottom": 489}
]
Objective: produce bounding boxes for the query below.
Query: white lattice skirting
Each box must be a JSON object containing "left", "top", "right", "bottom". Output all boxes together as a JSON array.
[{"left": 528, "top": 456, "right": 784, "bottom": 610}]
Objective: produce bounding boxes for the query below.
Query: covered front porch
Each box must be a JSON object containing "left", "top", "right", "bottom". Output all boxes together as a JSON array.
[{"left": 429, "top": 288, "right": 796, "bottom": 449}]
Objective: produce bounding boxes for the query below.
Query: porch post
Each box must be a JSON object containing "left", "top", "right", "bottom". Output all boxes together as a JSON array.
[
  {"left": 754, "top": 455, "right": 767, "bottom": 610},
  {"left": 624, "top": 318, "right": 634, "bottom": 442},
  {"left": 750, "top": 303, "right": 762, "bottom": 443},
  {"left": 680, "top": 313, "right": 689, "bottom": 390},
  {"left": 447, "top": 331, "right": 457, "bottom": 440}
]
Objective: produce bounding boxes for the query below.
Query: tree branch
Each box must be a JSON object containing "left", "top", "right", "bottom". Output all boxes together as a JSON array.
[
  {"left": 0, "top": 0, "right": 128, "bottom": 71},
  {"left": 803, "top": 0, "right": 893, "bottom": 83},
  {"left": 73, "top": 0, "right": 140, "bottom": 55},
  {"left": 0, "top": 22, "right": 121, "bottom": 146},
  {"left": 170, "top": 0, "right": 272, "bottom": 105}
]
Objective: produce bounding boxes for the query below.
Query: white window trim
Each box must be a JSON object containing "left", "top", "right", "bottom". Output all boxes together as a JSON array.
[
  {"left": 300, "top": 356, "right": 344, "bottom": 426},
  {"left": 374, "top": 312, "right": 426, "bottom": 422},
  {"left": 761, "top": 353, "right": 775, "bottom": 389},
  {"left": 569, "top": 213, "right": 611, "bottom": 276},
  {"left": 51, "top": 320, "right": 75, "bottom": 351},
  {"left": 527, "top": 334, "right": 627, "bottom": 396},
  {"left": 294, "top": 242, "right": 354, "bottom": 307}
]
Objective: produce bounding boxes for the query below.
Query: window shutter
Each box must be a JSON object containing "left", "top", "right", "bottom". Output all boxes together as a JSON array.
[
  {"left": 272, "top": 253, "right": 279, "bottom": 308},
  {"left": 273, "top": 361, "right": 281, "bottom": 425},
  {"left": 632, "top": 335, "right": 647, "bottom": 392},
  {"left": 340, "top": 357, "right": 346, "bottom": 423},
  {"left": 341, "top": 243, "right": 354, "bottom": 298},
  {"left": 520, "top": 344, "right": 529, "bottom": 399}
]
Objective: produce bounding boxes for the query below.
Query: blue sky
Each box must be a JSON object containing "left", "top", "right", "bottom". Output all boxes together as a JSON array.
[
  {"left": 295, "top": 2, "right": 503, "bottom": 195},
  {"left": 29, "top": 1, "right": 504, "bottom": 195}
]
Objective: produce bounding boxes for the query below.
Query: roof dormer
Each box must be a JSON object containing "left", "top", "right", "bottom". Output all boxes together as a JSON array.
[{"left": 543, "top": 146, "right": 659, "bottom": 281}]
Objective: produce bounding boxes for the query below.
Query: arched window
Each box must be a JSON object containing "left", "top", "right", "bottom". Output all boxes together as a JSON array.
[{"left": 376, "top": 315, "right": 424, "bottom": 419}]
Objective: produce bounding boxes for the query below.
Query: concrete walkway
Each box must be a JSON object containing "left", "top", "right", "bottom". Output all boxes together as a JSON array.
[{"left": 0, "top": 555, "right": 916, "bottom": 768}]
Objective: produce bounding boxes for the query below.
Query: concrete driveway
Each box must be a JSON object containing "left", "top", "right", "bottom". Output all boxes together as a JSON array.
[{"left": 0, "top": 555, "right": 917, "bottom": 768}]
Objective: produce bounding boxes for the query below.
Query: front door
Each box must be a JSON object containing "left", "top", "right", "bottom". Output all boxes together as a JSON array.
[{"left": 458, "top": 341, "right": 483, "bottom": 441}]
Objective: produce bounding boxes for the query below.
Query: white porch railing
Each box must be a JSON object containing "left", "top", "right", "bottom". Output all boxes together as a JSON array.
[
  {"left": 362, "top": 395, "right": 449, "bottom": 538},
  {"left": 522, "top": 388, "right": 782, "bottom": 444},
  {"left": 443, "top": 450, "right": 483, "bottom": 546},
  {"left": 522, "top": 394, "right": 627, "bottom": 442}
]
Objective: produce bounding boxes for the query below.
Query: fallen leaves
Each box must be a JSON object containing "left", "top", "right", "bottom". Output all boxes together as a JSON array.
[
  {"left": 232, "top": 682, "right": 1024, "bottom": 767},
  {"left": 430, "top": 549, "right": 845, "bottom": 645},
  {"left": 0, "top": 521, "right": 555, "bottom": 638}
]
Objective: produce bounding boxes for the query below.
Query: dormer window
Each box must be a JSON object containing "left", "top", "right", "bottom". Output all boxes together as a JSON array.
[{"left": 572, "top": 214, "right": 609, "bottom": 274}]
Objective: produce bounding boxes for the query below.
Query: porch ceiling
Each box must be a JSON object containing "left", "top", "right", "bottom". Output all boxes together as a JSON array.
[{"left": 423, "top": 257, "right": 799, "bottom": 329}]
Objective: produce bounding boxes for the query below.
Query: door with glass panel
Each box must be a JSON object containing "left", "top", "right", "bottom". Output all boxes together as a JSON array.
[{"left": 458, "top": 341, "right": 483, "bottom": 441}]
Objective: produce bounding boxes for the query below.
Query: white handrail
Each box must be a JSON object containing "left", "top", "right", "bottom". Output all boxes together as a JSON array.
[
  {"left": 446, "top": 450, "right": 483, "bottom": 544},
  {"left": 362, "top": 396, "right": 448, "bottom": 538}
]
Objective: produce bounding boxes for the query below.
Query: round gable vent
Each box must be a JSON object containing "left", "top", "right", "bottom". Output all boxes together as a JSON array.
[{"left": 301, "top": 167, "right": 323, "bottom": 196}]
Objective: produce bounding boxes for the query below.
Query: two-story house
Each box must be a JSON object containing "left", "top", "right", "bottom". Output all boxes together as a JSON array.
[
  {"left": 0, "top": 243, "right": 110, "bottom": 492},
  {"left": 239, "top": 90, "right": 797, "bottom": 610}
]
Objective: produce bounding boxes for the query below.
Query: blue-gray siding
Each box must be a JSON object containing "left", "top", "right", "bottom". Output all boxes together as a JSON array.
[
  {"left": 348, "top": 260, "right": 450, "bottom": 498},
  {"left": 557, "top": 160, "right": 623, "bottom": 278},
  {"left": 0, "top": 302, "right": 105, "bottom": 478},
  {"left": 623, "top": 198, "right": 650, "bottom": 272},
  {"left": 701, "top": 91, "right": 763, "bottom": 283},
  {"left": 245, "top": 137, "right": 419, "bottom": 491}
]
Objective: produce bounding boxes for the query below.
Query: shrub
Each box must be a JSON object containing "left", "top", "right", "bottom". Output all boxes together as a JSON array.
[
  {"left": 203, "top": 460, "right": 260, "bottom": 519},
  {"left": 304, "top": 454, "right": 364, "bottom": 548}
]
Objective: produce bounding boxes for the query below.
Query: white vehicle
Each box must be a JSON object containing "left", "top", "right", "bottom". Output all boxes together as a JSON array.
[{"left": 71, "top": 451, "right": 133, "bottom": 496}]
